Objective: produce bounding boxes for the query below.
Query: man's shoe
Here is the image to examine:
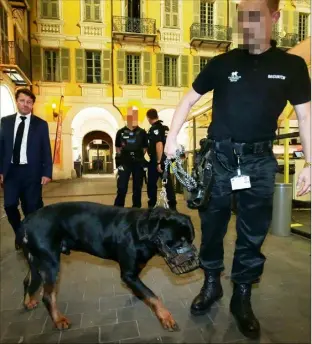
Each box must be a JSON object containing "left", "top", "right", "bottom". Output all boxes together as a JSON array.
[
  {"left": 190, "top": 271, "right": 223, "bottom": 316},
  {"left": 230, "top": 283, "right": 260, "bottom": 339}
]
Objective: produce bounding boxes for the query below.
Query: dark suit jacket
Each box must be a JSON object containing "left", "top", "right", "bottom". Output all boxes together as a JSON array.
[{"left": 0, "top": 114, "right": 53, "bottom": 180}]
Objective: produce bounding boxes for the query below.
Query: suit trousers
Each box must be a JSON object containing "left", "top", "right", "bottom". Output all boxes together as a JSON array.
[
  {"left": 198, "top": 142, "right": 278, "bottom": 284},
  {"left": 4, "top": 164, "right": 43, "bottom": 238}
]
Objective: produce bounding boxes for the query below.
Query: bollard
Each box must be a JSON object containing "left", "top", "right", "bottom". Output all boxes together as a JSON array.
[{"left": 270, "top": 183, "right": 293, "bottom": 237}]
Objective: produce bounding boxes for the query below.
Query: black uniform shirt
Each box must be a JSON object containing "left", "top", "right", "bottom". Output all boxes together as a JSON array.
[
  {"left": 192, "top": 44, "right": 311, "bottom": 143},
  {"left": 115, "top": 126, "right": 148, "bottom": 162},
  {"left": 147, "top": 120, "right": 169, "bottom": 160}
]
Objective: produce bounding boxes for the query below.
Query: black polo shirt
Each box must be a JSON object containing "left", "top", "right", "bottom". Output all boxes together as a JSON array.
[
  {"left": 147, "top": 120, "right": 169, "bottom": 160},
  {"left": 115, "top": 126, "right": 148, "bottom": 162},
  {"left": 192, "top": 45, "right": 311, "bottom": 143}
]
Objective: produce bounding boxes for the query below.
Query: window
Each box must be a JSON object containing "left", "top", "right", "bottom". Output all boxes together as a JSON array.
[
  {"left": 200, "top": 1, "right": 214, "bottom": 36},
  {"left": 126, "top": 54, "right": 140, "bottom": 85},
  {"left": 298, "top": 13, "right": 309, "bottom": 41},
  {"left": 84, "top": 0, "right": 101, "bottom": 22},
  {"left": 200, "top": 57, "right": 210, "bottom": 71},
  {"left": 86, "top": 51, "right": 101, "bottom": 83},
  {"left": 164, "top": 0, "right": 179, "bottom": 28},
  {"left": 164, "top": 56, "right": 178, "bottom": 87},
  {"left": 44, "top": 50, "right": 60, "bottom": 82},
  {"left": 41, "top": 0, "right": 59, "bottom": 19}
]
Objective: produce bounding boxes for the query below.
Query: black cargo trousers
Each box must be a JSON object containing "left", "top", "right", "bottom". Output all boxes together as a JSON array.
[{"left": 199, "top": 139, "right": 278, "bottom": 284}]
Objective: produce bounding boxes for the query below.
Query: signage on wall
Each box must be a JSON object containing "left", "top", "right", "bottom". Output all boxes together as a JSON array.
[{"left": 93, "top": 139, "right": 102, "bottom": 144}]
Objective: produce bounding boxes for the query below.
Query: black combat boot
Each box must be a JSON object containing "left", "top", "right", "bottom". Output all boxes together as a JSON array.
[
  {"left": 230, "top": 283, "right": 260, "bottom": 339},
  {"left": 190, "top": 271, "right": 223, "bottom": 316}
]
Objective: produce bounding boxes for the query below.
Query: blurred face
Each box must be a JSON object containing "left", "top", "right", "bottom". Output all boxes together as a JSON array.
[
  {"left": 237, "top": 0, "right": 280, "bottom": 52},
  {"left": 127, "top": 109, "right": 138, "bottom": 128},
  {"left": 16, "top": 93, "right": 34, "bottom": 115}
]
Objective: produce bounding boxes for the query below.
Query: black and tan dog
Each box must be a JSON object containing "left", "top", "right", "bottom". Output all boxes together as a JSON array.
[{"left": 20, "top": 201, "right": 196, "bottom": 331}]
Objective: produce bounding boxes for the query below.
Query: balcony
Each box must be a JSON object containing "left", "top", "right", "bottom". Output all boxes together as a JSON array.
[
  {"left": 112, "top": 16, "right": 157, "bottom": 43},
  {"left": 271, "top": 32, "right": 299, "bottom": 50},
  {"left": 7, "top": 0, "right": 30, "bottom": 9},
  {"left": 190, "top": 23, "right": 232, "bottom": 49},
  {"left": 0, "top": 41, "right": 31, "bottom": 86}
]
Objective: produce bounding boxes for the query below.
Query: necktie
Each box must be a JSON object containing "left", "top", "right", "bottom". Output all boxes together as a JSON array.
[{"left": 13, "top": 116, "right": 27, "bottom": 165}]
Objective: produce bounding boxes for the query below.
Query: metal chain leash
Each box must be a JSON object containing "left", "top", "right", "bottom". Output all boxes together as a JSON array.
[{"left": 155, "top": 146, "right": 198, "bottom": 209}]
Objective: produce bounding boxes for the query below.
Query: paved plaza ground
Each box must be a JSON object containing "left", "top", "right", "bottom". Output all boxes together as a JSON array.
[{"left": 0, "top": 176, "right": 310, "bottom": 343}]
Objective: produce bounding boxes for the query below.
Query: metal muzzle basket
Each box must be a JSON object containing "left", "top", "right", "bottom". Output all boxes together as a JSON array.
[{"left": 158, "top": 239, "right": 200, "bottom": 275}]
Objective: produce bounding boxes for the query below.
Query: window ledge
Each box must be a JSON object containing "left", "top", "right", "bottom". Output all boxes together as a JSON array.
[
  {"left": 158, "top": 86, "right": 182, "bottom": 92},
  {"left": 78, "top": 21, "right": 106, "bottom": 28},
  {"left": 120, "top": 85, "right": 148, "bottom": 90},
  {"left": 37, "top": 18, "right": 64, "bottom": 24},
  {"left": 37, "top": 81, "right": 67, "bottom": 86},
  {"left": 79, "top": 83, "right": 109, "bottom": 88}
]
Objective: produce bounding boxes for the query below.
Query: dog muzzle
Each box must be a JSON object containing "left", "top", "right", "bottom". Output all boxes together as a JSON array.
[{"left": 155, "top": 237, "right": 200, "bottom": 275}]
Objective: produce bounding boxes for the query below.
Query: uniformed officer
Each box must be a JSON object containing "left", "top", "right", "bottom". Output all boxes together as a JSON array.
[
  {"left": 146, "top": 109, "right": 177, "bottom": 210},
  {"left": 164, "top": 0, "right": 311, "bottom": 339},
  {"left": 114, "top": 107, "right": 148, "bottom": 208}
]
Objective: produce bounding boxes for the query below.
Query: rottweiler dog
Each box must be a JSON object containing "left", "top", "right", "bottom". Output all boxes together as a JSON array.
[{"left": 20, "top": 201, "right": 196, "bottom": 331}]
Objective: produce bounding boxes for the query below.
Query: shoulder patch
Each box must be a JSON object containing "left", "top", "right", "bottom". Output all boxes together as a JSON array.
[{"left": 154, "top": 129, "right": 159, "bottom": 135}]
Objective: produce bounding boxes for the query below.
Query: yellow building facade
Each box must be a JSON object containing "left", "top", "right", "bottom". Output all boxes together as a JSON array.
[{"left": 0, "top": 0, "right": 310, "bottom": 179}]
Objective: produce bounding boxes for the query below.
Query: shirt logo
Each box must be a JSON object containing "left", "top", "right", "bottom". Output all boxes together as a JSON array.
[
  {"left": 228, "top": 71, "right": 241, "bottom": 83},
  {"left": 153, "top": 129, "right": 159, "bottom": 135},
  {"left": 268, "top": 74, "right": 286, "bottom": 80}
]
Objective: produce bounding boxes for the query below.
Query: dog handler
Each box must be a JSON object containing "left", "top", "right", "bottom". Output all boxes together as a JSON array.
[{"left": 164, "top": 0, "right": 311, "bottom": 339}]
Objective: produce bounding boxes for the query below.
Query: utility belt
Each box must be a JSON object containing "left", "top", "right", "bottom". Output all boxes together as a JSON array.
[{"left": 208, "top": 139, "right": 273, "bottom": 156}]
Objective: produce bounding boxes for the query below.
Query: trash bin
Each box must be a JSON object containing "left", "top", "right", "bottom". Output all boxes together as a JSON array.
[{"left": 270, "top": 183, "right": 293, "bottom": 237}]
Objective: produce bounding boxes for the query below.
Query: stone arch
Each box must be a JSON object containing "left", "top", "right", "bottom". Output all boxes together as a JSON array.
[{"left": 0, "top": 84, "right": 16, "bottom": 119}]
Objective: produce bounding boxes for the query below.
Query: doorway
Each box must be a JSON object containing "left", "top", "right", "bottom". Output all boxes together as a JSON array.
[
  {"left": 82, "top": 131, "right": 113, "bottom": 175},
  {"left": 126, "top": 0, "right": 141, "bottom": 18}
]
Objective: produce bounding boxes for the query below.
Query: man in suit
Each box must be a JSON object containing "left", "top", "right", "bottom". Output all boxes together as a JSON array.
[{"left": 0, "top": 88, "right": 53, "bottom": 250}]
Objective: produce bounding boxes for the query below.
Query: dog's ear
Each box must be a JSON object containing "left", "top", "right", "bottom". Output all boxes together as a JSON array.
[{"left": 136, "top": 207, "right": 170, "bottom": 241}]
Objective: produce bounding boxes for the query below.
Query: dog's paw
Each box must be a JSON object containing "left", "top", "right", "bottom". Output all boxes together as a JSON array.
[
  {"left": 24, "top": 299, "right": 39, "bottom": 311},
  {"left": 54, "top": 316, "right": 71, "bottom": 330},
  {"left": 156, "top": 309, "right": 180, "bottom": 332}
]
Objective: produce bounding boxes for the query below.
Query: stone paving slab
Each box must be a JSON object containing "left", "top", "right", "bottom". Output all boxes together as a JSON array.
[{"left": 0, "top": 177, "right": 310, "bottom": 344}]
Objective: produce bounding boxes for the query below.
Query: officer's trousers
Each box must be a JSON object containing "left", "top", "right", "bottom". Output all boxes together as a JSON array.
[
  {"left": 114, "top": 163, "right": 144, "bottom": 208},
  {"left": 199, "top": 142, "right": 278, "bottom": 284},
  {"left": 147, "top": 161, "right": 177, "bottom": 209}
]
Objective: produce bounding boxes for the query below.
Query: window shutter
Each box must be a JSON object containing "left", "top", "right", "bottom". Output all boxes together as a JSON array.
[
  {"left": 282, "top": 10, "right": 289, "bottom": 33},
  {"left": 172, "top": 0, "right": 179, "bottom": 28},
  {"left": 51, "top": 1, "right": 58, "bottom": 19},
  {"left": 85, "top": 0, "right": 91, "bottom": 21},
  {"left": 231, "top": 2, "right": 237, "bottom": 33},
  {"left": 164, "top": 0, "right": 171, "bottom": 27},
  {"left": 117, "top": 50, "right": 125, "bottom": 85},
  {"left": 32, "top": 46, "right": 42, "bottom": 81},
  {"left": 102, "top": 50, "right": 111, "bottom": 84},
  {"left": 60, "top": 48, "right": 70, "bottom": 82},
  {"left": 143, "top": 52, "right": 151, "bottom": 86},
  {"left": 94, "top": 0, "right": 101, "bottom": 21},
  {"left": 193, "top": 56, "right": 200, "bottom": 81},
  {"left": 215, "top": 0, "right": 225, "bottom": 25},
  {"left": 156, "top": 53, "right": 164, "bottom": 86},
  {"left": 75, "top": 49, "right": 85, "bottom": 83},
  {"left": 293, "top": 12, "right": 299, "bottom": 34},
  {"left": 181, "top": 55, "right": 189, "bottom": 87},
  {"left": 193, "top": 0, "right": 200, "bottom": 23},
  {"left": 41, "top": 0, "right": 48, "bottom": 17}
]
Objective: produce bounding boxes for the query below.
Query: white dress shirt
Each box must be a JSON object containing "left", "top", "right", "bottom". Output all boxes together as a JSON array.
[{"left": 12, "top": 112, "right": 31, "bottom": 164}]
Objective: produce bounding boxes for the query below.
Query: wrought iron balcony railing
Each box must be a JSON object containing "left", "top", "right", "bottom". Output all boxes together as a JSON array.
[
  {"left": 113, "top": 16, "right": 156, "bottom": 35},
  {"left": 271, "top": 32, "right": 299, "bottom": 48},
  {"left": 190, "top": 23, "right": 232, "bottom": 42},
  {"left": 0, "top": 40, "right": 31, "bottom": 81}
]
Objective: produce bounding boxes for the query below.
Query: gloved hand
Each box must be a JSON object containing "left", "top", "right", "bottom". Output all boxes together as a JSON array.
[{"left": 115, "top": 153, "right": 122, "bottom": 168}]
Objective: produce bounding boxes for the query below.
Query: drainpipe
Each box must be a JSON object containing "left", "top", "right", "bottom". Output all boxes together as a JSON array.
[
  {"left": 110, "top": 0, "right": 123, "bottom": 118},
  {"left": 27, "top": 5, "right": 33, "bottom": 91}
]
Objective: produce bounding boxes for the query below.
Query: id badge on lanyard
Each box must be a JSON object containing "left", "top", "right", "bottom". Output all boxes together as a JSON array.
[{"left": 230, "top": 150, "right": 251, "bottom": 191}]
